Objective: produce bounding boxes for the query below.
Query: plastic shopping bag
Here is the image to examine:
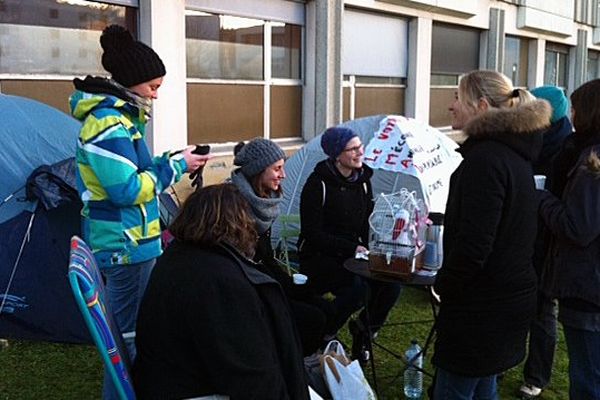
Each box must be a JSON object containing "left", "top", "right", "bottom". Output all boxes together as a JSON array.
[
  {"left": 321, "top": 341, "right": 376, "bottom": 400},
  {"left": 309, "top": 386, "right": 325, "bottom": 400}
]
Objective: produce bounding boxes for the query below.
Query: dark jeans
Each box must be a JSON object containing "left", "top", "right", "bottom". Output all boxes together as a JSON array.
[
  {"left": 101, "top": 259, "right": 155, "bottom": 400},
  {"left": 305, "top": 265, "right": 401, "bottom": 336},
  {"left": 358, "top": 280, "right": 402, "bottom": 333},
  {"left": 301, "top": 253, "right": 402, "bottom": 336},
  {"left": 321, "top": 273, "right": 366, "bottom": 335},
  {"left": 562, "top": 324, "right": 600, "bottom": 399},
  {"left": 523, "top": 296, "right": 558, "bottom": 388},
  {"left": 434, "top": 367, "right": 499, "bottom": 400},
  {"left": 288, "top": 298, "right": 330, "bottom": 356}
]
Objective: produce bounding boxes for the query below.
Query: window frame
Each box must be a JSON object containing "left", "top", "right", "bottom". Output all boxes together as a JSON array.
[
  {"left": 544, "top": 43, "right": 570, "bottom": 89},
  {"left": 0, "top": 0, "right": 138, "bottom": 80},
  {"left": 184, "top": 8, "right": 304, "bottom": 143},
  {"left": 503, "top": 35, "right": 529, "bottom": 88}
]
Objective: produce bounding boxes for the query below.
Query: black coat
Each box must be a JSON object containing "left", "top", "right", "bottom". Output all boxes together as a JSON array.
[
  {"left": 532, "top": 117, "right": 572, "bottom": 278},
  {"left": 433, "top": 100, "right": 550, "bottom": 377},
  {"left": 539, "top": 140, "right": 600, "bottom": 311},
  {"left": 298, "top": 159, "right": 373, "bottom": 284},
  {"left": 133, "top": 242, "right": 309, "bottom": 400},
  {"left": 254, "top": 229, "right": 334, "bottom": 355}
]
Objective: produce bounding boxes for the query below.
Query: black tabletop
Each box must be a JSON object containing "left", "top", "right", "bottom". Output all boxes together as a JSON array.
[{"left": 343, "top": 258, "right": 437, "bottom": 286}]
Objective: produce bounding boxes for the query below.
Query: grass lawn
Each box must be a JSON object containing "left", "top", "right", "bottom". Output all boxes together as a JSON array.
[{"left": 0, "top": 287, "right": 569, "bottom": 399}]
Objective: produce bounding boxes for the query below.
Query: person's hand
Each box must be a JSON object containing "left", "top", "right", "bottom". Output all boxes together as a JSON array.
[
  {"left": 355, "top": 245, "right": 368, "bottom": 254},
  {"left": 182, "top": 146, "right": 211, "bottom": 173}
]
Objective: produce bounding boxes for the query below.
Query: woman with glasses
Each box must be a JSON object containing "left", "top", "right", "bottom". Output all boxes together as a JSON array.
[{"left": 298, "top": 126, "right": 401, "bottom": 363}]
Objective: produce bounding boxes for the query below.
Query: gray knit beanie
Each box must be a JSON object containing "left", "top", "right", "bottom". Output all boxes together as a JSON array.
[{"left": 234, "top": 138, "right": 286, "bottom": 177}]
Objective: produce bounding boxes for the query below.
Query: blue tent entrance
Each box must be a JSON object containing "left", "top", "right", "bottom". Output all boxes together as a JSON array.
[{"left": 0, "top": 94, "right": 90, "bottom": 343}]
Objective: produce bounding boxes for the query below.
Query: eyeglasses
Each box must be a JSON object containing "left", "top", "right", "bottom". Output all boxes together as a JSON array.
[{"left": 343, "top": 143, "right": 364, "bottom": 154}]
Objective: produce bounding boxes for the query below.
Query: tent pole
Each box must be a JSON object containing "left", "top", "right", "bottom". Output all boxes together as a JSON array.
[{"left": 0, "top": 212, "right": 35, "bottom": 315}]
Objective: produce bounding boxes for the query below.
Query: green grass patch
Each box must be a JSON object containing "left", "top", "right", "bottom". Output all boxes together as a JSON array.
[{"left": 0, "top": 287, "right": 568, "bottom": 399}]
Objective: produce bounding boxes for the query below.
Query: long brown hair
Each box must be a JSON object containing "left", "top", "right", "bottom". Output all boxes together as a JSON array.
[
  {"left": 571, "top": 79, "right": 600, "bottom": 139},
  {"left": 169, "top": 184, "right": 258, "bottom": 258},
  {"left": 251, "top": 169, "right": 283, "bottom": 198}
]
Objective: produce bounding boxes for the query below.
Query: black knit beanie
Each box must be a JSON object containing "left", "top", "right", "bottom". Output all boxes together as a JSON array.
[{"left": 100, "top": 25, "right": 166, "bottom": 88}]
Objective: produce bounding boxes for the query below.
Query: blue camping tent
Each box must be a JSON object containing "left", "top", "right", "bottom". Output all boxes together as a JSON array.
[{"left": 0, "top": 94, "right": 90, "bottom": 343}]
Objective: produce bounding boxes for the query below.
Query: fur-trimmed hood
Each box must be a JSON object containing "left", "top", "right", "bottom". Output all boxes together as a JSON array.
[
  {"left": 461, "top": 100, "right": 551, "bottom": 161},
  {"left": 582, "top": 149, "right": 600, "bottom": 177}
]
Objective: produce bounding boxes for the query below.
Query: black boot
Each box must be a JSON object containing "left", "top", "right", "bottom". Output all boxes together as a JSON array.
[{"left": 349, "top": 319, "right": 370, "bottom": 367}]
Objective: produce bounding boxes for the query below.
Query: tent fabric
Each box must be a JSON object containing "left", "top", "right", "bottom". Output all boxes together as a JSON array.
[
  {"left": 0, "top": 94, "right": 89, "bottom": 343},
  {"left": 25, "top": 158, "right": 79, "bottom": 210},
  {"left": 0, "top": 198, "right": 88, "bottom": 343},
  {"left": 274, "top": 115, "right": 461, "bottom": 245},
  {"left": 0, "top": 94, "right": 79, "bottom": 224}
]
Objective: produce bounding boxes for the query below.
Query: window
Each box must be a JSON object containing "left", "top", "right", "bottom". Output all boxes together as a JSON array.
[
  {"left": 503, "top": 36, "right": 529, "bottom": 87},
  {"left": 575, "top": 0, "right": 599, "bottom": 25},
  {"left": 0, "top": 0, "right": 136, "bottom": 76},
  {"left": 544, "top": 43, "right": 570, "bottom": 88},
  {"left": 431, "top": 23, "right": 480, "bottom": 85},
  {"left": 430, "top": 23, "right": 480, "bottom": 127},
  {"left": 185, "top": 9, "right": 303, "bottom": 143},
  {"left": 341, "top": 10, "right": 408, "bottom": 121},
  {"left": 271, "top": 22, "right": 301, "bottom": 79},
  {"left": 588, "top": 50, "right": 600, "bottom": 82},
  {"left": 186, "top": 13, "right": 264, "bottom": 80}
]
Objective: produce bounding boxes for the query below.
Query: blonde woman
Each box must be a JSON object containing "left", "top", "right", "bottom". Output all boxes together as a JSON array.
[{"left": 432, "top": 70, "right": 551, "bottom": 399}]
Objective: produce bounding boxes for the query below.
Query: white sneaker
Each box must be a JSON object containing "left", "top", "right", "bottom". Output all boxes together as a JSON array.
[{"left": 519, "top": 383, "right": 542, "bottom": 398}]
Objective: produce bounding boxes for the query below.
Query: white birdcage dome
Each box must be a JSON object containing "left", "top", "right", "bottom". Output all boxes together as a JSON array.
[{"left": 368, "top": 189, "right": 428, "bottom": 260}]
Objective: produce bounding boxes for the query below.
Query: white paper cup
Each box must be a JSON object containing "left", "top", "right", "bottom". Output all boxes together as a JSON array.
[
  {"left": 292, "top": 273, "right": 308, "bottom": 285},
  {"left": 534, "top": 175, "right": 546, "bottom": 190}
]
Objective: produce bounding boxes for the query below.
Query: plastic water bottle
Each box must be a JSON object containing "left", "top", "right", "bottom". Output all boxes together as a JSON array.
[{"left": 404, "top": 340, "right": 423, "bottom": 399}]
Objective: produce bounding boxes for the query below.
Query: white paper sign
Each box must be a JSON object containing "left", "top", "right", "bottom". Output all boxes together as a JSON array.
[{"left": 363, "top": 116, "right": 462, "bottom": 211}]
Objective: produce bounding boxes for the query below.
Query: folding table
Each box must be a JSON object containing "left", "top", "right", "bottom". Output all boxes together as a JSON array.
[{"left": 343, "top": 258, "right": 439, "bottom": 396}]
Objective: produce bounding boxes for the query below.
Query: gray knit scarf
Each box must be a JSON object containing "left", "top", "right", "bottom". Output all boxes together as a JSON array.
[
  {"left": 231, "top": 170, "right": 282, "bottom": 235},
  {"left": 110, "top": 79, "right": 153, "bottom": 116}
]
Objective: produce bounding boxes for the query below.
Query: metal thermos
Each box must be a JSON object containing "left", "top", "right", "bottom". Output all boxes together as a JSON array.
[{"left": 424, "top": 212, "right": 444, "bottom": 270}]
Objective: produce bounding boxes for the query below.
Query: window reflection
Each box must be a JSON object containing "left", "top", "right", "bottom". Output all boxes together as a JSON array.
[
  {"left": 544, "top": 43, "right": 569, "bottom": 88},
  {"left": 504, "top": 36, "right": 529, "bottom": 87},
  {"left": 0, "top": 0, "right": 135, "bottom": 75},
  {"left": 186, "top": 11, "right": 264, "bottom": 80},
  {"left": 271, "top": 22, "right": 301, "bottom": 79},
  {"left": 588, "top": 51, "right": 599, "bottom": 81}
]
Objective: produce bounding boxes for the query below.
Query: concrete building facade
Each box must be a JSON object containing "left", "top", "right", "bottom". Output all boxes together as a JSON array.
[{"left": 1, "top": 0, "right": 599, "bottom": 181}]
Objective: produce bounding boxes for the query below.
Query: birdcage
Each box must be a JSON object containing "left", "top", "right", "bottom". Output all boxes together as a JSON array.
[{"left": 368, "top": 189, "right": 428, "bottom": 279}]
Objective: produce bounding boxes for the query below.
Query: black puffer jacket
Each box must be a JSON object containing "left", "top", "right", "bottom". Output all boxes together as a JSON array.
[
  {"left": 133, "top": 242, "right": 309, "bottom": 400},
  {"left": 433, "top": 100, "right": 550, "bottom": 377}
]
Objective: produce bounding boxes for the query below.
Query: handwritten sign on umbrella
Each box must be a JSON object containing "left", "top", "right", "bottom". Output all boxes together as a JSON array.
[{"left": 363, "top": 116, "right": 462, "bottom": 212}]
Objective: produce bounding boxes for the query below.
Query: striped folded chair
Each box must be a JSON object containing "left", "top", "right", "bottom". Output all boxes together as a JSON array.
[{"left": 68, "top": 236, "right": 136, "bottom": 400}]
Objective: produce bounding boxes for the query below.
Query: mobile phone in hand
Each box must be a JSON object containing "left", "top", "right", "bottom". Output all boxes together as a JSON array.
[{"left": 193, "top": 144, "right": 210, "bottom": 155}]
